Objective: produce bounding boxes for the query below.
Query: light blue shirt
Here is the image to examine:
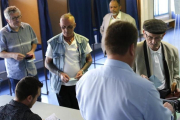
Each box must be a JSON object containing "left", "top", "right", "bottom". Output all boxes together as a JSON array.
[
  {"left": 76, "top": 59, "right": 172, "bottom": 120},
  {"left": 0, "top": 22, "right": 38, "bottom": 80}
]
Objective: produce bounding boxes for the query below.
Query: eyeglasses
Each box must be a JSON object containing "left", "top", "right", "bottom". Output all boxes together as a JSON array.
[
  {"left": 61, "top": 25, "right": 74, "bottom": 30},
  {"left": 145, "top": 32, "right": 162, "bottom": 41},
  {"left": 11, "top": 15, "right": 22, "bottom": 21}
]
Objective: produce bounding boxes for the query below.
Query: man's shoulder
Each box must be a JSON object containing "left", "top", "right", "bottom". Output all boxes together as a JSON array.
[
  {"left": 121, "top": 12, "right": 133, "bottom": 18},
  {"left": 75, "top": 33, "right": 89, "bottom": 42},
  {"left": 47, "top": 33, "right": 61, "bottom": 43},
  {"left": 26, "top": 113, "right": 42, "bottom": 120},
  {"left": 21, "top": 22, "right": 31, "bottom": 28},
  {"left": 162, "top": 41, "right": 178, "bottom": 50},
  {"left": 103, "top": 13, "right": 111, "bottom": 19}
]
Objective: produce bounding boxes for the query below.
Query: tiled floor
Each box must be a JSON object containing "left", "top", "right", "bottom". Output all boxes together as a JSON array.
[{"left": 0, "top": 28, "right": 180, "bottom": 106}]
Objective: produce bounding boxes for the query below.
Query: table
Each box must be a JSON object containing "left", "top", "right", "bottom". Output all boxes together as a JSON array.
[{"left": 0, "top": 95, "right": 83, "bottom": 120}]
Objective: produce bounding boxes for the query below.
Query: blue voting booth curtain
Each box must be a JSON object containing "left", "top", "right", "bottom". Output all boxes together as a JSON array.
[
  {"left": 94, "top": 0, "right": 110, "bottom": 43},
  {"left": 125, "top": 0, "right": 139, "bottom": 30},
  {"left": 37, "top": 0, "right": 53, "bottom": 53},
  {"left": 1, "top": 0, "right": 9, "bottom": 27},
  {"left": 68, "top": 0, "right": 95, "bottom": 45}
]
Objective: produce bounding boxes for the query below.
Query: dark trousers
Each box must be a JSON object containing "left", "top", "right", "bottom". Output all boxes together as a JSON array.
[
  {"left": 56, "top": 85, "right": 79, "bottom": 110},
  {"left": 9, "top": 75, "right": 41, "bottom": 102}
]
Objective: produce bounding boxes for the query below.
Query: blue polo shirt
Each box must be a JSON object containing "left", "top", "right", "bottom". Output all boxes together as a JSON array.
[{"left": 0, "top": 22, "right": 38, "bottom": 80}]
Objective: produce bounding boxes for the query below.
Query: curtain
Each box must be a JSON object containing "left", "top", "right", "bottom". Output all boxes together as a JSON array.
[
  {"left": 94, "top": 0, "right": 110, "bottom": 43},
  {"left": 37, "top": 0, "right": 53, "bottom": 53},
  {"left": 68, "top": 0, "right": 95, "bottom": 45},
  {"left": 1, "top": 0, "right": 9, "bottom": 27},
  {"left": 125, "top": 0, "right": 139, "bottom": 30}
]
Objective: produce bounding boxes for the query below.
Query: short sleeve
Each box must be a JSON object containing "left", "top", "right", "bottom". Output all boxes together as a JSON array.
[
  {"left": 45, "top": 43, "right": 53, "bottom": 58},
  {"left": 29, "top": 25, "right": 38, "bottom": 44},
  {"left": 0, "top": 33, "right": 7, "bottom": 52},
  {"left": 85, "top": 43, "right": 92, "bottom": 55}
]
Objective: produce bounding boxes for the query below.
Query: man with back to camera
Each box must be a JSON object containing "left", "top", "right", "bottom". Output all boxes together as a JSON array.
[
  {"left": 0, "top": 76, "right": 43, "bottom": 120},
  {"left": 76, "top": 21, "right": 174, "bottom": 120},
  {"left": 133, "top": 19, "right": 180, "bottom": 98},
  {"left": 100, "top": 0, "right": 136, "bottom": 55},
  {"left": 0, "top": 6, "right": 41, "bottom": 101},
  {"left": 45, "top": 13, "right": 92, "bottom": 109}
]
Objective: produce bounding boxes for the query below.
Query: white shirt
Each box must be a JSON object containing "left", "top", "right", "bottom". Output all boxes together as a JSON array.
[
  {"left": 76, "top": 59, "right": 172, "bottom": 120},
  {"left": 46, "top": 38, "right": 92, "bottom": 86},
  {"left": 149, "top": 45, "right": 166, "bottom": 90},
  {"left": 109, "top": 11, "right": 121, "bottom": 25}
]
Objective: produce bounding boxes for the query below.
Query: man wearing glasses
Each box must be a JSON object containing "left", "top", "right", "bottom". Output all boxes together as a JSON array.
[
  {"left": 133, "top": 19, "right": 180, "bottom": 98},
  {"left": 0, "top": 6, "right": 40, "bottom": 101},
  {"left": 45, "top": 13, "right": 92, "bottom": 109}
]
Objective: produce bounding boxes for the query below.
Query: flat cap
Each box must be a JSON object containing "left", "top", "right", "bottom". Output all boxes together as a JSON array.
[{"left": 143, "top": 19, "right": 167, "bottom": 34}]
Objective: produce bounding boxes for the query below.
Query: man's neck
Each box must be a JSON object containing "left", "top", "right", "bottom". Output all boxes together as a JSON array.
[
  {"left": 10, "top": 26, "right": 20, "bottom": 32},
  {"left": 64, "top": 35, "right": 74, "bottom": 44}
]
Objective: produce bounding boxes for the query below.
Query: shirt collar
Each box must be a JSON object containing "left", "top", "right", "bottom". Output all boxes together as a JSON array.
[
  {"left": 6, "top": 22, "right": 23, "bottom": 32},
  {"left": 104, "top": 58, "right": 133, "bottom": 72},
  {"left": 9, "top": 99, "right": 30, "bottom": 109}
]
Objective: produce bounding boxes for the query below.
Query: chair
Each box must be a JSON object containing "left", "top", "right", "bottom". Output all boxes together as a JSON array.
[{"left": 0, "top": 78, "right": 12, "bottom": 95}]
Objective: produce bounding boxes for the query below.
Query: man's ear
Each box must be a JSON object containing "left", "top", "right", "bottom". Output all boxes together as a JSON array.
[
  {"left": 26, "top": 95, "right": 33, "bottom": 102},
  {"left": 129, "top": 43, "right": 135, "bottom": 56}
]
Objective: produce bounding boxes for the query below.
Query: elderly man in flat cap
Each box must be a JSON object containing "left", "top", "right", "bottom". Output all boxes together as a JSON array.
[{"left": 133, "top": 19, "right": 180, "bottom": 99}]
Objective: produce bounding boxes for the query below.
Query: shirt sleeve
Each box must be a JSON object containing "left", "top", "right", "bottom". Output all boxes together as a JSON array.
[
  {"left": 29, "top": 25, "right": 38, "bottom": 44},
  {"left": 85, "top": 43, "right": 92, "bottom": 55},
  {"left": 27, "top": 114, "right": 42, "bottom": 120},
  {"left": 0, "top": 33, "right": 7, "bottom": 52},
  {"left": 45, "top": 43, "right": 53, "bottom": 58},
  {"left": 144, "top": 86, "right": 172, "bottom": 120}
]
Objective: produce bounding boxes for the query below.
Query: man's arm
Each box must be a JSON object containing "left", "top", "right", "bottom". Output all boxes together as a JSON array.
[
  {"left": 0, "top": 51, "right": 25, "bottom": 61},
  {"left": 75, "top": 53, "right": 92, "bottom": 79},
  {"left": 45, "top": 57, "right": 70, "bottom": 83},
  {"left": 100, "top": 17, "right": 105, "bottom": 35}
]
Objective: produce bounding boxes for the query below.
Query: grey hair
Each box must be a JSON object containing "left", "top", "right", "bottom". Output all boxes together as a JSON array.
[
  {"left": 4, "top": 6, "right": 21, "bottom": 20},
  {"left": 60, "top": 13, "right": 75, "bottom": 23}
]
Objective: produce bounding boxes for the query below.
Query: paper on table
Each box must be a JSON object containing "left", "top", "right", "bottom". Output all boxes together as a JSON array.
[
  {"left": 45, "top": 113, "right": 60, "bottom": 120},
  {"left": 149, "top": 75, "right": 162, "bottom": 88},
  {"left": 69, "top": 78, "right": 77, "bottom": 81}
]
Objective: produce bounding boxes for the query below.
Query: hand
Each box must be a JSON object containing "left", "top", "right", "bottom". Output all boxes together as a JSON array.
[
  {"left": 12, "top": 53, "right": 25, "bottom": 61},
  {"left": 26, "top": 51, "right": 35, "bottom": 59},
  {"left": 171, "top": 82, "right": 177, "bottom": 93},
  {"left": 163, "top": 102, "right": 174, "bottom": 114},
  {"left": 75, "top": 70, "right": 83, "bottom": 80},
  {"left": 141, "top": 74, "right": 149, "bottom": 80},
  {"left": 60, "top": 72, "right": 70, "bottom": 83}
]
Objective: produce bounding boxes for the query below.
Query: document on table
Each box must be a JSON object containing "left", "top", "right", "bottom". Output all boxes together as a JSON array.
[{"left": 45, "top": 113, "right": 60, "bottom": 120}]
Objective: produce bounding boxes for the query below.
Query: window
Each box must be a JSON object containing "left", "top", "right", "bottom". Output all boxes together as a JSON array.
[{"left": 154, "top": 0, "right": 169, "bottom": 17}]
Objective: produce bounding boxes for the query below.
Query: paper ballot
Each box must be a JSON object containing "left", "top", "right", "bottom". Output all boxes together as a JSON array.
[
  {"left": 45, "top": 113, "right": 60, "bottom": 120},
  {"left": 149, "top": 75, "right": 163, "bottom": 88}
]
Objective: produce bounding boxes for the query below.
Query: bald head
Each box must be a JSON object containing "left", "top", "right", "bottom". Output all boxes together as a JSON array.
[{"left": 60, "top": 13, "right": 75, "bottom": 24}]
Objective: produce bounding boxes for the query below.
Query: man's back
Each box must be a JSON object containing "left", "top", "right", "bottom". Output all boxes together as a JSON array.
[
  {"left": 0, "top": 100, "right": 41, "bottom": 120},
  {"left": 76, "top": 59, "right": 172, "bottom": 120}
]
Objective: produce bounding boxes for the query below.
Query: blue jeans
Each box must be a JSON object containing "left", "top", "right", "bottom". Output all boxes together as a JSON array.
[{"left": 9, "top": 75, "right": 41, "bottom": 102}]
